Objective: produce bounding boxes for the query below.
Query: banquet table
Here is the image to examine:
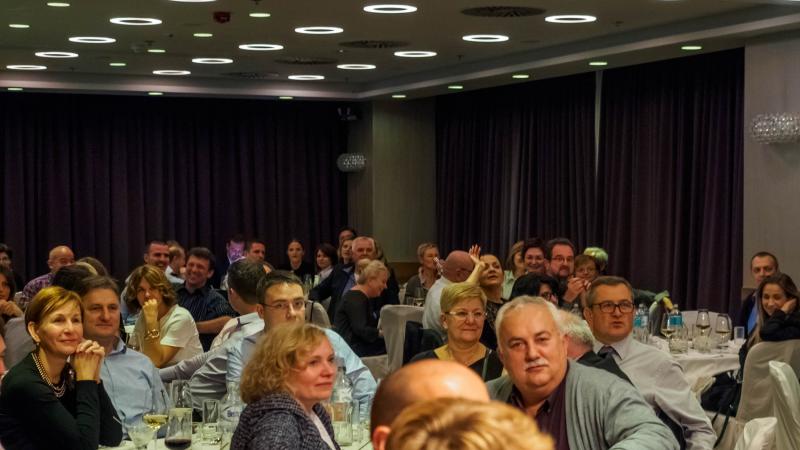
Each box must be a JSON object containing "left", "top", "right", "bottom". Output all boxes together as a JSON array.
[
  {"left": 649, "top": 337, "right": 741, "bottom": 387},
  {"left": 106, "top": 435, "right": 373, "bottom": 450}
]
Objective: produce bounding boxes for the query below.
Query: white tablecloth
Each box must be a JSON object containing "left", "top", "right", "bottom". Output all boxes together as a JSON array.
[
  {"left": 649, "top": 337, "right": 741, "bottom": 386},
  {"left": 107, "top": 435, "right": 372, "bottom": 449}
]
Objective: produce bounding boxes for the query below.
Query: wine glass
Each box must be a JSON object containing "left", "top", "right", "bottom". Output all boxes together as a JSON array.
[
  {"left": 143, "top": 386, "right": 169, "bottom": 448},
  {"left": 715, "top": 314, "right": 732, "bottom": 348},
  {"left": 660, "top": 313, "right": 677, "bottom": 341},
  {"left": 165, "top": 407, "right": 193, "bottom": 450},
  {"left": 695, "top": 309, "right": 711, "bottom": 337},
  {"left": 126, "top": 420, "right": 155, "bottom": 450}
]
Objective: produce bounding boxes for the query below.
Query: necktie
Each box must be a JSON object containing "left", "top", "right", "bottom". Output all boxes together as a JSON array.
[{"left": 598, "top": 345, "right": 616, "bottom": 357}]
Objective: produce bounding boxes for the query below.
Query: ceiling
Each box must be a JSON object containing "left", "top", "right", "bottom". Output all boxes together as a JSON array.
[{"left": 2, "top": 0, "right": 800, "bottom": 100}]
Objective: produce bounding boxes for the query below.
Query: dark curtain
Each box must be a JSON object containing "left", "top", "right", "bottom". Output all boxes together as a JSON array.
[
  {"left": 435, "top": 73, "right": 597, "bottom": 258},
  {"left": 597, "top": 49, "right": 744, "bottom": 314},
  {"left": 0, "top": 92, "right": 348, "bottom": 281}
]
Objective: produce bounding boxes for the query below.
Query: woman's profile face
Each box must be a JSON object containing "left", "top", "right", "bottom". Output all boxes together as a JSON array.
[
  {"left": 420, "top": 247, "right": 439, "bottom": 271},
  {"left": 0, "top": 273, "right": 10, "bottom": 302},
  {"left": 286, "top": 340, "right": 336, "bottom": 409},
  {"left": 316, "top": 250, "right": 332, "bottom": 270},
  {"left": 32, "top": 302, "right": 83, "bottom": 358},
  {"left": 762, "top": 283, "right": 793, "bottom": 316},
  {"left": 136, "top": 278, "right": 164, "bottom": 307}
]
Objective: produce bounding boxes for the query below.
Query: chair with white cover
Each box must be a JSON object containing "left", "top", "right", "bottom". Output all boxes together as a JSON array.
[
  {"left": 306, "top": 300, "right": 331, "bottom": 328},
  {"left": 768, "top": 360, "right": 800, "bottom": 450},
  {"left": 682, "top": 310, "right": 719, "bottom": 329},
  {"left": 379, "top": 305, "right": 423, "bottom": 372},
  {"left": 733, "top": 417, "right": 776, "bottom": 450}
]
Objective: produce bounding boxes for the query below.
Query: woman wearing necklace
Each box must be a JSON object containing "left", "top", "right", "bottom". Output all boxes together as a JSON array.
[
  {"left": 410, "top": 282, "right": 503, "bottom": 381},
  {"left": 0, "top": 286, "right": 122, "bottom": 449}
]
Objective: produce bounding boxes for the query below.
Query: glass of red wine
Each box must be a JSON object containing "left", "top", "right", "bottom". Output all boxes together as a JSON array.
[{"left": 165, "top": 407, "right": 192, "bottom": 450}]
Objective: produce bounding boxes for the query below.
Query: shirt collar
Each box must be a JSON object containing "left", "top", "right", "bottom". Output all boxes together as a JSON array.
[
  {"left": 509, "top": 364, "right": 569, "bottom": 411},
  {"left": 109, "top": 337, "right": 127, "bottom": 356},
  {"left": 238, "top": 312, "right": 260, "bottom": 326},
  {"left": 594, "top": 333, "right": 633, "bottom": 360}
]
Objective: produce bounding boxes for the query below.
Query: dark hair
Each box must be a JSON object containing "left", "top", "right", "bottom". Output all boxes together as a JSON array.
[
  {"left": 144, "top": 240, "right": 168, "bottom": 255},
  {"left": 340, "top": 227, "right": 357, "bottom": 238},
  {"left": 52, "top": 265, "right": 94, "bottom": 292},
  {"left": 521, "top": 237, "right": 545, "bottom": 260},
  {"left": 0, "top": 243, "right": 13, "bottom": 261},
  {"left": 229, "top": 234, "right": 246, "bottom": 244},
  {"left": 751, "top": 251, "right": 779, "bottom": 270},
  {"left": 573, "top": 254, "right": 598, "bottom": 270},
  {"left": 758, "top": 273, "right": 799, "bottom": 303},
  {"left": 510, "top": 274, "right": 560, "bottom": 300},
  {"left": 228, "top": 260, "right": 266, "bottom": 305},
  {"left": 78, "top": 256, "right": 109, "bottom": 277},
  {"left": 315, "top": 243, "right": 338, "bottom": 268},
  {"left": 245, "top": 238, "right": 266, "bottom": 252},
  {"left": 256, "top": 271, "right": 302, "bottom": 304},
  {"left": 287, "top": 239, "right": 304, "bottom": 251},
  {"left": 76, "top": 275, "right": 120, "bottom": 298},
  {"left": 0, "top": 265, "right": 17, "bottom": 299},
  {"left": 545, "top": 238, "right": 576, "bottom": 260},
  {"left": 586, "top": 276, "right": 634, "bottom": 307},
  {"left": 187, "top": 247, "right": 216, "bottom": 271}
]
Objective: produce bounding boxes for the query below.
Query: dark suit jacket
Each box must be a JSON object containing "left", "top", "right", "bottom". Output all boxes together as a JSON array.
[
  {"left": 577, "top": 350, "right": 632, "bottom": 383},
  {"left": 309, "top": 262, "right": 399, "bottom": 323}
]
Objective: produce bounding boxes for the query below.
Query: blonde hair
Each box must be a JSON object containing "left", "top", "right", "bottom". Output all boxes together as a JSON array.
[
  {"left": 25, "top": 286, "right": 83, "bottom": 337},
  {"left": 440, "top": 282, "right": 487, "bottom": 313},
  {"left": 124, "top": 264, "right": 177, "bottom": 313},
  {"left": 240, "top": 323, "right": 328, "bottom": 404},
  {"left": 386, "top": 397, "right": 553, "bottom": 450},
  {"left": 356, "top": 260, "right": 388, "bottom": 285}
]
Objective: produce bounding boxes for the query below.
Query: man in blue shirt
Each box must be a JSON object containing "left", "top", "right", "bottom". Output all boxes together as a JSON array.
[
  {"left": 228, "top": 271, "right": 377, "bottom": 407},
  {"left": 78, "top": 275, "right": 168, "bottom": 429}
]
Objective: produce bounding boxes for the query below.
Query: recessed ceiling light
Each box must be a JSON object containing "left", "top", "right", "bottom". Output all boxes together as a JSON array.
[
  {"left": 363, "top": 4, "right": 417, "bottom": 14},
  {"left": 147, "top": 92, "right": 163, "bottom": 96},
  {"left": 462, "top": 34, "right": 509, "bottom": 43},
  {"left": 294, "top": 26, "right": 343, "bottom": 34},
  {"left": 392, "top": 94, "right": 406, "bottom": 99},
  {"left": 109, "top": 62, "right": 126, "bottom": 67},
  {"left": 193, "top": 32, "right": 213, "bottom": 38},
  {"left": 192, "top": 57, "right": 233, "bottom": 64},
  {"left": 47, "top": 2, "right": 70, "bottom": 7},
  {"left": 110, "top": 17, "right": 162, "bottom": 26},
  {"left": 336, "top": 64, "right": 376, "bottom": 70},
  {"left": 9, "top": 24, "right": 30, "bottom": 29},
  {"left": 239, "top": 43, "right": 284, "bottom": 51},
  {"left": 394, "top": 50, "right": 436, "bottom": 58},
  {"left": 512, "top": 74, "right": 530, "bottom": 79},
  {"left": 7, "top": 87, "right": 24, "bottom": 91},
  {"left": 288, "top": 75, "right": 324, "bottom": 80},
  {"left": 69, "top": 36, "right": 116, "bottom": 44},
  {"left": 148, "top": 49, "right": 166, "bottom": 54},
  {"left": 169, "top": 0, "right": 215, "bottom": 2},
  {"left": 249, "top": 12, "right": 271, "bottom": 18},
  {"left": 545, "top": 15, "right": 597, "bottom": 23},
  {"left": 153, "top": 70, "right": 190, "bottom": 75},
  {"left": 35, "top": 51, "right": 78, "bottom": 58},
  {"left": 588, "top": 61, "right": 608, "bottom": 66},
  {"left": 448, "top": 85, "right": 463, "bottom": 90},
  {"left": 6, "top": 65, "right": 47, "bottom": 70},
  {"left": 279, "top": 96, "right": 293, "bottom": 100},
  {"left": 681, "top": 45, "right": 702, "bottom": 51}
]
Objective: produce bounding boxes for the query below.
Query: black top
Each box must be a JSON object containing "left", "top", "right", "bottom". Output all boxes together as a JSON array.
[
  {"left": 310, "top": 263, "right": 400, "bottom": 323},
  {"left": 481, "top": 299, "right": 507, "bottom": 350},
  {"left": 0, "top": 353, "right": 122, "bottom": 450},
  {"left": 278, "top": 260, "right": 315, "bottom": 282},
  {"left": 333, "top": 290, "right": 386, "bottom": 357},
  {"left": 410, "top": 347, "right": 504, "bottom": 381},
  {"left": 760, "top": 309, "right": 800, "bottom": 341}
]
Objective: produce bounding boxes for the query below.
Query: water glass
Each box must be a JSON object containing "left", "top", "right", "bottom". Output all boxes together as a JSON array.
[
  {"left": 165, "top": 408, "right": 193, "bottom": 450},
  {"left": 202, "top": 399, "right": 221, "bottom": 444},
  {"left": 170, "top": 380, "right": 193, "bottom": 410},
  {"left": 667, "top": 325, "right": 689, "bottom": 354},
  {"left": 126, "top": 421, "right": 155, "bottom": 450},
  {"left": 733, "top": 326, "right": 746, "bottom": 346}
]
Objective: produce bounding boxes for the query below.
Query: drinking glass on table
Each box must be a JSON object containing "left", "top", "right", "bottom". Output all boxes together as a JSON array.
[
  {"left": 695, "top": 309, "right": 711, "bottom": 337},
  {"left": 715, "top": 314, "right": 732, "bottom": 347},
  {"left": 143, "top": 387, "right": 169, "bottom": 449},
  {"left": 733, "top": 326, "right": 746, "bottom": 346},
  {"left": 661, "top": 314, "right": 677, "bottom": 341},
  {"left": 202, "top": 399, "right": 222, "bottom": 444},
  {"left": 165, "top": 408, "right": 193, "bottom": 450},
  {"left": 125, "top": 420, "right": 155, "bottom": 450}
]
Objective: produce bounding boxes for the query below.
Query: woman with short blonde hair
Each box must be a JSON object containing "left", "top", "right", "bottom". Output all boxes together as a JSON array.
[
  {"left": 334, "top": 260, "right": 389, "bottom": 356},
  {"left": 234, "top": 323, "right": 339, "bottom": 450}
]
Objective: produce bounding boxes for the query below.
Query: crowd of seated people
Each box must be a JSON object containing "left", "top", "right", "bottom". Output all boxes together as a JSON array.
[{"left": 0, "top": 232, "right": 797, "bottom": 450}]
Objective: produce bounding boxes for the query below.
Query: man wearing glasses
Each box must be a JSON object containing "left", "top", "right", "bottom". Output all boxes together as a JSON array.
[{"left": 584, "top": 276, "right": 715, "bottom": 450}]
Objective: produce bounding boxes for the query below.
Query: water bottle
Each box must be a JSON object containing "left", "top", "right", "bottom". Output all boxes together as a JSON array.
[
  {"left": 638, "top": 303, "right": 649, "bottom": 343},
  {"left": 329, "top": 366, "right": 353, "bottom": 445},
  {"left": 220, "top": 382, "right": 244, "bottom": 450},
  {"left": 669, "top": 304, "right": 683, "bottom": 327},
  {"left": 633, "top": 307, "right": 643, "bottom": 341}
]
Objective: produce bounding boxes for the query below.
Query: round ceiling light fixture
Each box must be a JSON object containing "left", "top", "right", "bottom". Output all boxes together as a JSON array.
[
  {"left": 336, "top": 64, "right": 376, "bottom": 70},
  {"left": 110, "top": 17, "right": 162, "bottom": 26},
  {"left": 239, "top": 43, "right": 284, "bottom": 51},
  {"left": 545, "top": 15, "right": 597, "bottom": 23},
  {"left": 288, "top": 75, "right": 324, "bottom": 80},
  {"left": 192, "top": 57, "right": 233, "bottom": 64},
  {"left": 153, "top": 69, "right": 190, "bottom": 75},
  {"left": 294, "top": 26, "right": 343, "bottom": 34},
  {"left": 6, "top": 65, "right": 47, "bottom": 70},
  {"left": 69, "top": 36, "right": 116, "bottom": 44},
  {"left": 394, "top": 50, "right": 436, "bottom": 58},
  {"left": 35, "top": 51, "right": 78, "bottom": 58},
  {"left": 462, "top": 34, "right": 509, "bottom": 42},
  {"left": 363, "top": 4, "right": 417, "bottom": 14}
]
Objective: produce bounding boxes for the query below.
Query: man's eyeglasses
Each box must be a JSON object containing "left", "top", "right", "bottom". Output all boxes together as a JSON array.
[
  {"left": 263, "top": 300, "right": 306, "bottom": 312},
  {"left": 592, "top": 301, "right": 634, "bottom": 314},
  {"left": 445, "top": 311, "right": 485, "bottom": 321}
]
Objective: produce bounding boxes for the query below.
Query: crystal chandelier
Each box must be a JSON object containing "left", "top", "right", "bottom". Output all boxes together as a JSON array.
[
  {"left": 750, "top": 113, "right": 800, "bottom": 144},
  {"left": 336, "top": 153, "right": 367, "bottom": 172}
]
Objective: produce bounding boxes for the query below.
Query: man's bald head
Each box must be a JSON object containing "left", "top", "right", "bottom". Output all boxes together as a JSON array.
[
  {"left": 47, "top": 245, "right": 75, "bottom": 273},
  {"left": 370, "top": 359, "right": 489, "bottom": 450},
  {"left": 442, "top": 251, "right": 474, "bottom": 283}
]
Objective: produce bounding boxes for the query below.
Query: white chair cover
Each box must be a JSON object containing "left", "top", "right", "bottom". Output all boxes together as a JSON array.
[
  {"left": 379, "top": 305, "right": 423, "bottom": 372},
  {"left": 306, "top": 300, "right": 331, "bottom": 328},
  {"left": 733, "top": 417, "right": 777, "bottom": 450},
  {"left": 682, "top": 310, "right": 719, "bottom": 329},
  {"left": 361, "top": 355, "right": 389, "bottom": 380},
  {"left": 4, "top": 317, "right": 35, "bottom": 369},
  {"left": 768, "top": 361, "right": 800, "bottom": 450}
]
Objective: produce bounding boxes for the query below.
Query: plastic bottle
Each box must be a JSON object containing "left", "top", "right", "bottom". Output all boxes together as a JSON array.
[
  {"left": 220, "top": 382, "right": 244, "bottom": 450},
  {"left": 638, "top": 303, "right": 649, "bottom": 343},
  {"left": 330, "top": 367, "right": 353, "bottom": 445}
]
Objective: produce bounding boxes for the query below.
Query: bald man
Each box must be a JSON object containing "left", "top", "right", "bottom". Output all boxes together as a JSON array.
[
  {"left": 16, "top": 245, "right": 75, "bottom": 310},
  {"left": 422, "top": 250, "right": 474, "bottom": 334},
  {"left": 370, "top": 359, "right": 489, "bottom": 450}
]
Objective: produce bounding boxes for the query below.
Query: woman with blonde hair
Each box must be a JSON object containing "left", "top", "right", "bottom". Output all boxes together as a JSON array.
[
  {"left": 0, "top": 286, "right": 122, "bottom": 449},
  {"left": 334, "top": 259, "right": 388, "bottom": 356},
  {"left": 386, "top": 397, "right": 553, "bottom": 450},
  {"left": 125, "top": 264, "right": 202, "bottom": 367},
  {"left": 410, "top": 282, "right": 503, "bottom": 381},
  {"left": 233, "top": 323, "right": 339, "bottom": 450}
]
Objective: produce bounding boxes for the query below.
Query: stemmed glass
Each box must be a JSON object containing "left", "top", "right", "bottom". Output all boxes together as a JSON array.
[
  {"left": 142, "top": 386, "right": 169, "bottom": 449},
  {"left": 695, "top": 309, "right": 711, "bottom": 338},
  {"left": 716, "top": 314, "right": 732, "bottom": 348},
  {"left": 660, "top": 314, "right": 677, "bottom": 341},
  {"left": 126, "top": 419, "right": 155, "bottom": 450}
]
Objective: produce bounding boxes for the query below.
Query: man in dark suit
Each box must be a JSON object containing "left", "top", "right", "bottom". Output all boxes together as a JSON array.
[
  {"left": 737, "top": 251, "right": 779, "bottom": 336},
  {"left": 309, "top": 235, "right": 399, "bottom": 323}
]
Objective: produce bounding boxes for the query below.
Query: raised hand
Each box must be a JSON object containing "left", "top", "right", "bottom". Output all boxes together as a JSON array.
[
  {"left": 142, "top": 298, "right": 160, "bottom": 327},
  {"left": 562, "top": 276, "right": 587, "bottom": 303},
  {"left": 781, "top": 297, "right": 797, "bottom": 314}
]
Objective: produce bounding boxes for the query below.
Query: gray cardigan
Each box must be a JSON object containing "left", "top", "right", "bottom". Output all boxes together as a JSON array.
[{"left": 487, "top": 361, "right": 679, "bottom": 450}]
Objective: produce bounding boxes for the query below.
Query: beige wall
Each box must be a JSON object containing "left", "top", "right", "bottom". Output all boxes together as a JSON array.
[
  {"left": 743, "top": 36, "right": 800, "bottom": 288},
  {"left": 347, "top": 98, "right": 436, "bottom": 262}
]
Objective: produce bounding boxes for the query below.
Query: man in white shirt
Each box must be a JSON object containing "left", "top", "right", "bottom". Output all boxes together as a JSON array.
[
  {"left": 422, "top": 250, "right": 474, "bottom": 335},
  {"left": 583, "top": 276, "right": 716, "bottom": 450}
]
